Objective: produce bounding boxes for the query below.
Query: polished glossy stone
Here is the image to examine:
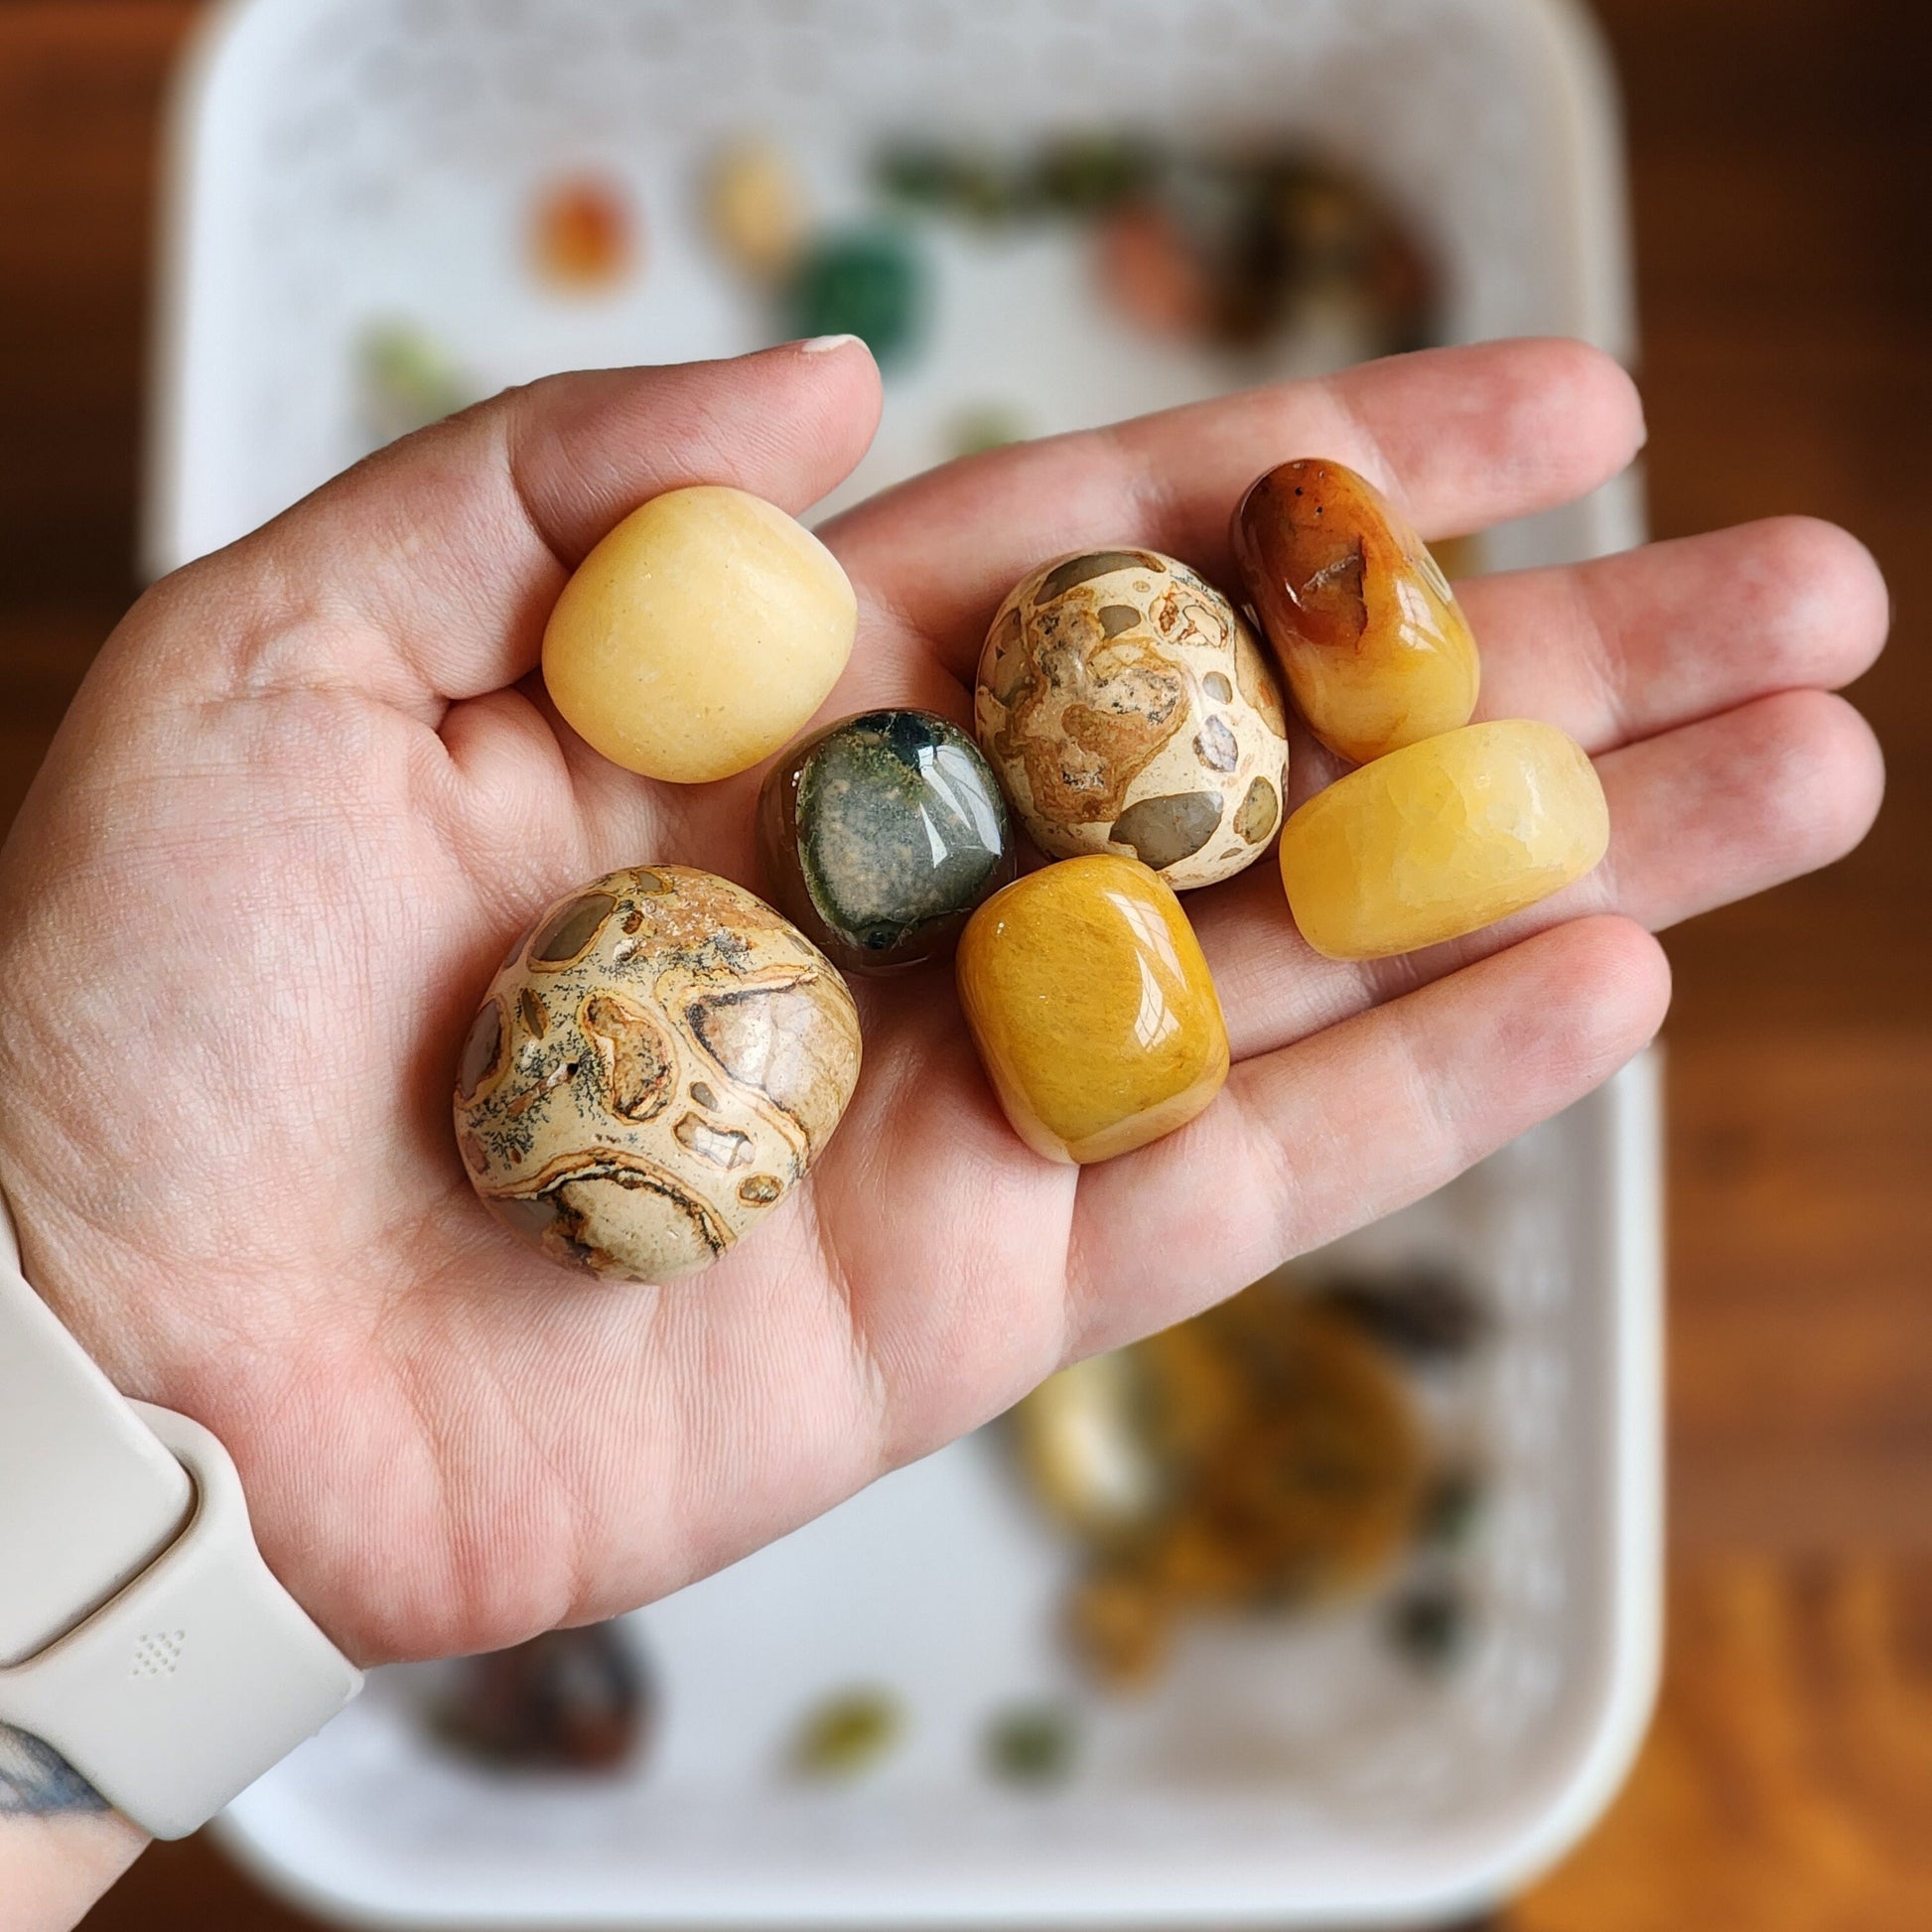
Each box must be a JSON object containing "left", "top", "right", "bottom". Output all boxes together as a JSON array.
[
  {"left": 758, "top": 709, "right": 1014, "bottom": 974},
  {"left": 455, "top": 865, "right": 861, "bottom": 1282},
  {"left": 1277, "top": 719, "right": 1609, "bottom": 960},
  {"left": 542, "top": 486, "right": 857, "bottom": 783},
  {"left": 1231, "top": 457, "right": 1479, "bottom": 765},
  {"left": 975, "top": 548, "right": 1289, "bottom": 890},
  {"left": 955, "top": 855, "right": 1229, "bottom": 1165}
]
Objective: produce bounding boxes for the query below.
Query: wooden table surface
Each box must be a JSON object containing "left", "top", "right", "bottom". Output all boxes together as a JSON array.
[{"left": 2, "top": 2, "right": 1927, "bottom": 1926}]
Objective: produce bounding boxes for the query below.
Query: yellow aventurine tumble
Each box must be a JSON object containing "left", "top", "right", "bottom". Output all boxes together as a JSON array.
[
  {"left": 956, "top": 855, "right": 1229, "bottom": 1165},
  {"left": 543, "top": 484, "right": 857, "bottom": 783},
  {"left": 1279, "top": 720, "right": 1609, "bottom": 961}
]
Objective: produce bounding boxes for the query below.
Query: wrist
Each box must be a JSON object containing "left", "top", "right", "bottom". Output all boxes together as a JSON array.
[
  {"left": 0, "top": 1166, "right": 364, "bottom": 1840},
  {"left": 0, "top": 1091, "right": 338, "bottom": 1645},
  {"left": 0, "top": 1775, "right": 148, "bottom": 1932},
  {"left": 0, "top": 1033, "right": 154, "bottom": 1395}
]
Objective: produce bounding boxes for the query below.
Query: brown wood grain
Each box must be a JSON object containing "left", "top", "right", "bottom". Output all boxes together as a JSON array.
[
  {"left": 0, "top": 1, "right": 1922, "bottom": 1926},
  {"left": 1519, "top": 1557, "right": 1932, "bottom": 1932}
]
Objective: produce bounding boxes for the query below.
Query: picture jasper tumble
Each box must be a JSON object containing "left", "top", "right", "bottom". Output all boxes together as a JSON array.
[
  {"left": 1231, "top": 457, "right": 1480, "bottom": 765},
  {"left": 454, "top": 866, "right": 861, "bottom": 1282},
  {"left": 1278, "top": 720, "right": 1609, "bottom": 960},
  {"left": 976, "top": 549, "right": 1289, "bottom": 890},
  {"left": 758, "top": 708, "right": 1015, "bottom": 974},
  {"left": 956, "top": 855, "right": 1229, "bottom": 1165}
]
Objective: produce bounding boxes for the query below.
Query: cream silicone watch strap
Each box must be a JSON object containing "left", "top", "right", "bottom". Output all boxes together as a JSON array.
[{"left": 0, "top": 1196, "right": 362, "bottom": 1838}]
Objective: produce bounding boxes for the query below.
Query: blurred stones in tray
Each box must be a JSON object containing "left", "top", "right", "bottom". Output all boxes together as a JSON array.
[
  {"left": 873, "top": 133, "right": 1441, "bottom": 356},
  {"left": 1386, "top": 1577, "right": 1472, "bottom": 1674},
  {"left": 984, "top": 1702, "right": 1080, "bottom": 1787},
  {"left": 429, "top": 1620, "right": 649, "bottom": 1774},
  {"left": 1015, "top": 1286, "right": 1431, "bottom": 1691},
  {"left": 354, "top": 321, "right": 481, "bottom": 452},
  {"left": 785, "top": 226, "right": 926, "bottom": 366},
  {"left": 787, "top": 1685, "right": 903, "bottom": 1780},
  {"left": 1314, "top": 1262, "right": 1491, "bottom": 1362}
]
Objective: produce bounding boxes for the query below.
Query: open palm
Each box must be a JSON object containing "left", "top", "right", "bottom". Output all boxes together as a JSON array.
[{"left": 0, "top": 338, "right": 1884, "bottom": 1667}]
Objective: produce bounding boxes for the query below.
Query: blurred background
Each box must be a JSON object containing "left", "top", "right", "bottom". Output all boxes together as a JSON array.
[{"left": 1, "top": 0, "right": 1927, "bottom": 1926}]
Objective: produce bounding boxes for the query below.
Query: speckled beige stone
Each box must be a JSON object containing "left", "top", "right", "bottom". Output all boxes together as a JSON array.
[
  {"left": 454, "top": 865, "right": 861, "bottom": 1283},
  {"left": 975, "top": 549, "right": 1289, "bottom": 891}
]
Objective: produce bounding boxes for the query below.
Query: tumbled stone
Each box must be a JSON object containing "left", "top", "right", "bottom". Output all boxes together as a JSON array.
[
  {"left": 757, "top": 708, "right": 1014, "bottom": 974},
  {"left": 955, "top": 854, "right": 1228, "bottom": 1164},
  {"left": 703, "top": 139, "right": 809, "bottom": 282},
  {"left": 975, "top": 548, "right": 1288, "bottom": 889},
  {"left": 788, "top": 1687, "right": 902, "bottom": 1779},
  {"left": 1277, "top": 720, "right": 1608, "bottom": 959},
  {"left": 454, "top": 866, "right": 861, "bottom": 1282},
  {"left": 542, "top": 486, "right": 856, "bottom": 782},
  {"left": 430, "top": 1621, "right": 647, "bottom": 1772},
  {"left": 786, "top": 228, "right": 923, "bottom": 364},
  {"left": 1232, "top": 457, "right": 1480, "bottom": 764},
  {"left": 530, "top": 175, "right": 635, "bottom": 293}
]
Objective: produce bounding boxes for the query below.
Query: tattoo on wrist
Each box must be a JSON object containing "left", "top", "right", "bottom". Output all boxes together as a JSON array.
[{"left": 0, "top": 1723, "right": 107, "bottom": 1816}]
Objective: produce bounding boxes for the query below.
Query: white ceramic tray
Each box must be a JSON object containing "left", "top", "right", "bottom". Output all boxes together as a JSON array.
[{"left": 149, "top": 0, "right": 1658, "bottom": 1923}]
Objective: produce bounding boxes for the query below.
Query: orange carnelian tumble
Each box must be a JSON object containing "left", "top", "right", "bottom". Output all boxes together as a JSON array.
[
  {"left": 1231, "top": 456, "right": 1479, "bottom": 765},
  {"left": 532, "top": 175, "right": 635, "bottom": 292}
]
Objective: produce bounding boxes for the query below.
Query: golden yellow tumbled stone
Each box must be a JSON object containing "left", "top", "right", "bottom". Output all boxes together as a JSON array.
[
  {"left": 956, "top": 855, "right": 1229, "bottom": 1165},
  {"left": 1278, "top": 719, "right": 1609, "bottom": 960},
  {"left": 542, "top": 484, "right": 857, "bottom": 782}
]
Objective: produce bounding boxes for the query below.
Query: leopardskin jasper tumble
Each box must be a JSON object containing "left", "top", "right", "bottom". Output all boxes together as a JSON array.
[
  {"left": 453, "top": 866, "right": 861, "bottom": 1283},
  {"left": 976, "top": 549, "right": 1289, "bottom": 890}
]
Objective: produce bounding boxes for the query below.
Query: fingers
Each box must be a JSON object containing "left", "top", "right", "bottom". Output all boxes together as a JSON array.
[
  {"left": 1065, "top": 916, "right": 1671, "bottom": 1352},
  {"left": 1572, "top": 688, "right": 1886, "bottom": 929},
  {"left": 824, "top": 337, "right": 1644, "bottom": 674},
  {"left": 204, "top": 340, "right": 884, "bottom": 710},
  {"left": 1197, "top": 688, "right": 1884, "bottom": 1061},
  {"left": 1460, "top": 515, "right": 1891, "bottom": 754}
]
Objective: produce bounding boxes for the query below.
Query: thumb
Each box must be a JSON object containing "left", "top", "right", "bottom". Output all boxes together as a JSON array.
[{"left": 153, "top": 337, "right": 883, "bottom": 709}]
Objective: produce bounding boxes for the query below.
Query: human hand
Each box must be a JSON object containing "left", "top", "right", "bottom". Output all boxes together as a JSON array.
[{"left": 0, "top": 337, "right": 1885, "bottom": 1667}]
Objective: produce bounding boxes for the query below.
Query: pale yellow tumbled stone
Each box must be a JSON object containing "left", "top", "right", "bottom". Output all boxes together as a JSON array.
[
  {"left": 703, "top": 140, "right": 810, "bottom": 281},
  {"left": 1278, "top": 719, "right": 1609, "bottom": 960},
  {"left": 543, "top": 485, "right": 857, "bottom": 783}
]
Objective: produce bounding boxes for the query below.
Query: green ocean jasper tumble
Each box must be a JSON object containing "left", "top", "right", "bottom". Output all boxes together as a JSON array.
[{"left": 758, "top": 709, "right": 1016, "bottom": 974}]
